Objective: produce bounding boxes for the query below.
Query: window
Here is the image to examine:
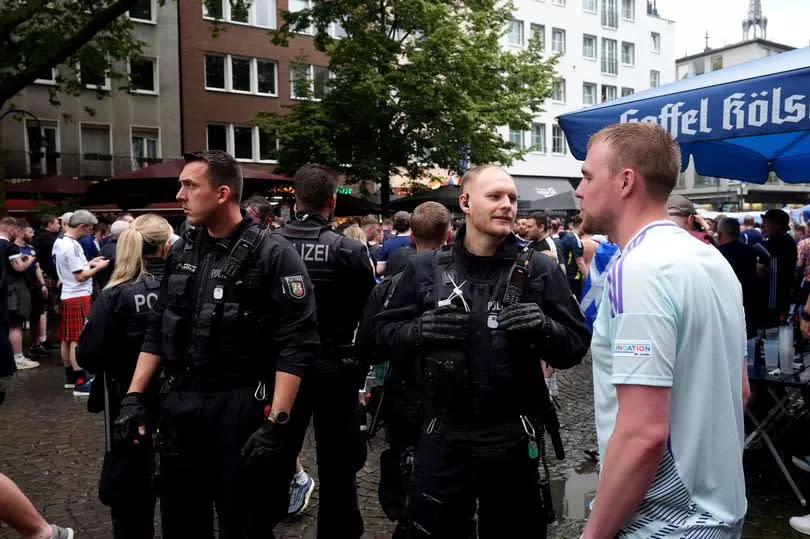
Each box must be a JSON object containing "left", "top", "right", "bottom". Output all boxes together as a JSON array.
[
  {"left": 34, "top": 67, "right": 57, "bottom": 85},
  {"left": 552, "top": 79, "right": 565, "bottom": 103},
  {"left": 601, "top": 0, "right": 617, "bottom": 28},
  {"left": 693, "top": 59, "right": 705, "bottom": 76},
  {"left": 508, "top": 19, "right": 523, "bottom": 47},
  {"left": 583, "top": 34, "right": 596, "bottom": 59},
  {"left": 80, "top": 63, "right": 109, "bottom": 90},
  {"left": 291, "top": 64, "right": 330, "bottom": 100},
  {"left": 650, "top": 32, "right": 660, "bottom": 52},
  {"left": 694, "top": 174, "right": 717, "bottom": 187},
  {"left": 601, "top": 84, "right": 617, "bottom": 102},
  {"left": 530, "top": 24, "right": 545, "bottom": 52},
  {"left": 259, "top": 129, "right": 279, "bottom": 161},
  {"left": 649, "top": 69, "right": 660, "bottom": 88},
  {"left": 583, "top": 82, "right": 596, "bottom": 105},
  {"left": 552, "top": 125, "right": 567, "bottom": 154},
  {"left": 25, "top": 120, "right": 59, "bottom": 177},
  {"left": 621, "top": 86, "right": 634, "bottom": 96},
  {"left": 203, "top": 0, "right": 276, "bottom": 28},
  {"left": 509, "top": 128, "right": 524, "bottom": 148},
  {"left": 129, "top": 0, "right": 155, "bottom": 22},
  {"left": 80, "top": 124, "right": 112, "bottom": 177},
  {"left": 711, "top": 55, "right": 723, "bottom": 71},
  {"left": 205, "top": 54, "right": 278, "bottom": 96},
  {"left": 552, "top": 0, "right": 565, "bottom": 5},
  {"left": 205, "top": 54, "right": 226, "bottom": 89},
  {"left": 207, "top": 124, "right": 227, "bottom": 151},
  {"left": 583, "top": 0, "right": 596, "bottom": 12},
  {"left": 531, "top": 123, "right": 546, "bottom": 152},
  {"left": 621, "top": 0, "right": 634, "bottom": 20},
  {"left": 551, "top": 28, "right": 565, "bottom": 54},
  {"left": 601, "top": 38, "right": 617, "bottom": 74},
  {"left": 132, "top": 128, "right": 159, "bottom": 168},
  {"left": 234, "top": 126, "right": 254, "bottom": 159},
  {"left": 130, "top": 57, "right": 157, "bottom": 93},
  {"left": 231, "top": 56, "right": 251, "bottom": 92},
  {"left": 289, "top": 0, "right": 315, "bottom": 34},
  {"left": 621, "top": 41, "right": 634, "bottom": 66}
]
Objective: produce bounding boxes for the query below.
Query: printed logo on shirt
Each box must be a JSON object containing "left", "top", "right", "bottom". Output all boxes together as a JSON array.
[{"left": 613, "top": 340, "right": 653, "bottom": 358}]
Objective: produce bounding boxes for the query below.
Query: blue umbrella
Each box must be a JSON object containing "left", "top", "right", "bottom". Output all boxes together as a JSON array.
[{"left": 558, "top": 46, "right": 810, "bottom": 184}]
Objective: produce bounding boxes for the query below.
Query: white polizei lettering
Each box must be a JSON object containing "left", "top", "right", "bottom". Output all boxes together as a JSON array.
[
  {"left": 298, "top": 243, "right": 330, "bottom": 262},
  {"left": 783, "top": 94, "right": 806, "bottom": 123},
  {"left": 681, "top": 109, "right": 698, "bottom": 135},
  {"left": 620, "top": 109, "right": 640, "bottom": 123},
  {"left": 723, "top": 93, "right": 746, "bottom": 130},
  {"left": 772, "top": 87, "right": 785, "bottom": 124},
  {"left": 133, "top": 292, "right": 159, "bottom": 313},
  {"left": 748, "top": 91, "right": 769, "bottom": 127},
  {"left": 699, "top": 98, "right": 712, "bottom": 133}
]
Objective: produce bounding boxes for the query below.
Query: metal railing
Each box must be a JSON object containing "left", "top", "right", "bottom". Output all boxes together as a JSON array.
[{"left": 3, "top": 150, "right": 170, "bottom": 180}]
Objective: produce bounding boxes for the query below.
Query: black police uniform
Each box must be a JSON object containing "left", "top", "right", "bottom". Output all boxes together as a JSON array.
[
  {"left": 278, "top": 214, "right": 376, "bottom": 538},
  {"left": 77, "top": 259, "right": 164, "bottom": 539},
  {"left": 139, "top": 217, "right": 319, "bottom": 538},
  {"left": 370, "top": 224, "right": 590, "bottom": 538}
]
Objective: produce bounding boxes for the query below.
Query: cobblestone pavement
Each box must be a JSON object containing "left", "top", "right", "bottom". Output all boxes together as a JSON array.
[{"left": 0, "top": 350, "right": 807, "bottom": 538}]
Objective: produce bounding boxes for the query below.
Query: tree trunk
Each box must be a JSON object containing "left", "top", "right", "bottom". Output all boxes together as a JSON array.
[
  {"left": 0, "top": 131, "right": 8, "bottom": 218},
  {"left": 380, "top": 173, "right": 390, "bottom": 216}
]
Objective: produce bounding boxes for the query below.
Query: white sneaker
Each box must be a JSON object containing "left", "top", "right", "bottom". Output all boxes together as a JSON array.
[
  {"left": 15, "top": 357, "right": 40, "bottom": 370},
  {"left": 789, "top": 514, "right": 810, "bottom": 535}
]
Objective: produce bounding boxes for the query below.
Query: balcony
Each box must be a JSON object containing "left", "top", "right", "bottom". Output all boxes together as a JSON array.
[{"left": 3, "top": 150, "right": 171, "bottom": 181}]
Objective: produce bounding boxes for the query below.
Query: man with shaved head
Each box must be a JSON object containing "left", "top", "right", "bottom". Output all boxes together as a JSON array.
[{"left": 371, "top": 164, "right": 590, "bottom": 537}]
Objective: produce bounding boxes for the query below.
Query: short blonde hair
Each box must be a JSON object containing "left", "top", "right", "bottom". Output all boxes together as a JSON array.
[
  {"left": 411, "top": 202, "right": 451, "bottom": 244},
  {"left": 588, "top": 123, "right": 681, "bottom": 200},
  {"left": 460, "top": 164, "right": 510, "bottom": 189},
  {"left": 343, "top": 225, "right": 366, "bottom": 245}
]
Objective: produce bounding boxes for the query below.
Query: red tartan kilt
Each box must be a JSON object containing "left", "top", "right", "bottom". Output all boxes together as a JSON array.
[{"left": 58, "top": 296, "right": 92, "bottom": 342}]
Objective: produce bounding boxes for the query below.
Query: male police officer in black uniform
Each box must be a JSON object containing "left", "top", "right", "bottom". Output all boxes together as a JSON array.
[
  {"left": 369, "top": 164, "right": 590, "bottom": 538},
  {"left": 116, "top": 151, "right": 320, "bottom": 538},
  {"left": 278, "top": 164, "right": 376, "bottom": 537}
]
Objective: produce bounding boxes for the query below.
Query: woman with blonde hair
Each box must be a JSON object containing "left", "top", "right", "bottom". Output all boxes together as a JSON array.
[
  {"left": 76, "top": 214, "right": 173, "bottom": 539},
  {"left": 344, "top": 224, "right": 375, "bottom": 273}
]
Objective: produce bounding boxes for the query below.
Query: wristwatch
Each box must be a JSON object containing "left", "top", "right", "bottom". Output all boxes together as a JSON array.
[
  {"left": 266, "top": 410, "right": 290, "bottom": 425},
  {"left": 801, "top": 310, "right": 810, "bottom": 322}
]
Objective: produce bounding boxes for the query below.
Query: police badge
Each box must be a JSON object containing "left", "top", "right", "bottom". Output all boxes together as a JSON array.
[{"left": 282, "top": 275, "right": 306, "bottom": 300}]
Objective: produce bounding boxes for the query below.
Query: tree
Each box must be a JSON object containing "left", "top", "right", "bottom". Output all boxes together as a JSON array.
[{"left": 256, "top": 0, "right": 557, "bottom": 211}]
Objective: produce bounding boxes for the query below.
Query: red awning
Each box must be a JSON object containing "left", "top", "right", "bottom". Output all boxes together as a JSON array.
[
  {"left": 7, "top": 199, "right": 55, "bottom": 212},
  {"left": 6, "top": 176, "right": 94, "bottom": 196},
  {"left": 111, "top": 159, "right": 290, "bottom": 182}
]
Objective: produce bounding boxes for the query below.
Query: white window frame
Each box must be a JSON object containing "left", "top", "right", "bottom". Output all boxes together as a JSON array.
[
  {"left": 129, "top": 56, "right": 159, "bottom": 95},
  {"left": 582, "top": 82, "right": 596, "bottom": 105},
  {"left": 34, "top": 67, "right": 57, "bottom": 86},
  {"left": 621, "top": 0, "right": 634, "bottom": 20},
  {"left": 551, "top": 0, "right": 566, "bottom": 5},
  {"left": 508, "top": 19, "right": 524, "bottom": 48},
  {"left": 651, "top": 32, "right": 660, "bottom": 53},
  {"left": 206, "top": 123, "right": 229, "bottom": 152},
  {"left": 650, "top": 69, "right": 660, "bottom": 88},
  {"left": 24, "top": 118, "right": 60, "bottom": 176},
  {"left": 582, "top": 34, "right": 596, "bottom": 60},
  {"left": 601, "top": 0, "right": 618, "bottom": 29},
  {"left": 531, "top": 122, "right": 546, "bottom": 153},
  {"left": 621, "top": 86, "right": 634, "bottom": 96},
  {"left": 551, "top": 124, "right": 567, "bottom": 155},
  {"left": 551, "top": 28, "right": 565, "bottom": 54},
  {"left": 551, "top": 79, "right": 565, "bottom": 103},
  {"left": 204, "top": 54, "right": 278, "bottom": 97},
  {"left": 204, "top": 53, "right": 228, "bottom": 91},
  {"left": 78, "top": 122, "right": 113, "bottom": 177},
  {"left": 508, "top": 128, "right": 524, "bottom": 149},
  {"left": 256, "top": 59, "right": 279, "bottom": 96},
  {"left": 230, "top": 55, "right": 254, "bottom": 94},
  {"left": 78, "top": 62, "right": 111, "bottom": 91},
  {"left": 601, "top": 84, "right": 617, "bottom": 102},
  {"left": 290, "top": 64, "right": 330, "bottom": 101},
  {"left": 128, "top": 0, "right": 157, "bottom": 24},
  {"left": 257, "top": 127, "right": 280, "bottom": 163},
  {"left": 601, "top": 38, "right": 617, "bottom": 75},
  {"left": 288, "top": 0, "right": 316, "bottom": 35},
  {"left": 232, "top": 125, "right": 256, "bottom": 161},
  {"left": 583, "top": 0, "right": 597, "bottom": 13},
  {"left": 530, "top": 23, "right": 545, "bottom": 52},
  {"left": 130, "top": 126, "right": 161, "bottom": 169},
  {"left": 203, "top": 0, "right": 277, "bottom": 29},
  {"left": 621, "top": 41, "right": 634, "bottom": 66}
]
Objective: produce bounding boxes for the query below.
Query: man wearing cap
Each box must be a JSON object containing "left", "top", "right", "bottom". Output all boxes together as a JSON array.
[
  {"left": 666, "top": 194, "right": 715, "bottom": 245},
  {"left": 758, "top": 209, "right": 798, "bottom": 328}
]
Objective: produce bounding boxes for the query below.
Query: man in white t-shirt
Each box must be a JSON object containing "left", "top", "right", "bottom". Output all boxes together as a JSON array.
[
  {"left": 575, "top": 122, "right": 749, "bottom": 538},
  {"left": 52, "top": 209, "right": 109, "bottom": 395}
]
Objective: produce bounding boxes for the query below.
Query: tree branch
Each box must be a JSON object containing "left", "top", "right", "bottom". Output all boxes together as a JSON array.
[
  {"left": 0, "top": 0, "right": 139, "bottom": 108},
  {"left": 0, "top": 0, "right": 50, "bottom": 42}
]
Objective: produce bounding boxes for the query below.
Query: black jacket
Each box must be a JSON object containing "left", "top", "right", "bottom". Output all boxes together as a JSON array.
[
  {"left": 31, "top": 229, "right": 56, "bottom": 279},
  {"left": 94, "top": 237, "right": 118, "bottom": 290}
]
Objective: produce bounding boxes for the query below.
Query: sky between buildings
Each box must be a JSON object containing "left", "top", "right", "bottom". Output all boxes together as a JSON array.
[{"left": 659, "top": 0, "right": 810, "bottom": 58}]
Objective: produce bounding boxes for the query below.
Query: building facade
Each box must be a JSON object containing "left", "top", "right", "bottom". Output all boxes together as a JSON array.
[
  {"left": 2, "top": 0, "right": 182, "bottom": 181},
  {"left": 501, "top": 0, "right": 675, "bottom": 194},
  {"left": 671, "top": 38, "right": 806, "bottom": 210}
]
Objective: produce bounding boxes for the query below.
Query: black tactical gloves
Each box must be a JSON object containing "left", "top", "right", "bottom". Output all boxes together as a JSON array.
[
  {"left": 497, "top": 303, "right": 550, "bottom": 336},
  {"left": 113, "top": 392, "right": 150, "bottom": 446},
  {"left": 409, "top": 305, "right": 470, "bottom": 346},
  {"left": 240, "top": 419, "right": 287, "bottom": 473}
]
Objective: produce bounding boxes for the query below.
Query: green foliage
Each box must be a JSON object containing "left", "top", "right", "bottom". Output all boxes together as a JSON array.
[
  {"left": 0, "top": 0, "right": 147, "bottom": 111},
  {"left": 257, "top": 0, "right": 557, "bottom": 207}
]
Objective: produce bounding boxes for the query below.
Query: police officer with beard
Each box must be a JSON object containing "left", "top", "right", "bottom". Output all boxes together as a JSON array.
[
  {"left": 115, "top": 151, "right": 319, "bottom": 538},
  {"left": 368, "top": 165, "right": 590, "bottom": 538},
  {"left": 278, "top": 164, "right": 376, "bottom": 537}
]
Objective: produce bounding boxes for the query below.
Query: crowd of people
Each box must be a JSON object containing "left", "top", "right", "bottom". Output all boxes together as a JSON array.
[{"left": 0, "top": 122, "right": 805, "bottom": 538}]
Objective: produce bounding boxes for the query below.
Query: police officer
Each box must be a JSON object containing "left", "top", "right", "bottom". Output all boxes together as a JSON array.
[
  {"left": 77, "top": 214, "right": 174, "bottom": 539},
  {"left": 278, "top": 164, "right": 376, "bottom": 537},
  {"left": 115, "top": 150, "right": 319, "bottom": 538},
  {"left": 368, "top": 164, "right": 591, "bottom": 538}
]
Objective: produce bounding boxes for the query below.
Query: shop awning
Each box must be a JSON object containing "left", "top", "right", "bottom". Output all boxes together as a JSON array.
[{"left": 513, "top": 177, "right": 575, "bottom": 202}]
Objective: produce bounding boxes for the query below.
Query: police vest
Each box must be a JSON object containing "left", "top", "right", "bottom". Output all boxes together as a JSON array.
[
  {"left": 161, "top": 224, "right": 271, "bottom": 383},
  {"left": 277, "top": 219, "right": 351, "bottom": 348}
]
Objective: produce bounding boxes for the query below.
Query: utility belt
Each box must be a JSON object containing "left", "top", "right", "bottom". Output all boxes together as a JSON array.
[{"left": 161, "top": 369, "right": 262, "bottom": 395}]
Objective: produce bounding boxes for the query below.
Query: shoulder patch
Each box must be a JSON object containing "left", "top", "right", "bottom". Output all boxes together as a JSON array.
[
  {"left": 281, "top": 274, "right": 307, "bottom": 300},
  {"left": 613, "top": 340, "right": 653, "bottom": 358}
]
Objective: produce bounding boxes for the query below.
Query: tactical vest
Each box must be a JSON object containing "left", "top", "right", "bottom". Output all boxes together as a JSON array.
[
  {"left": 278, "top": 219, "right": 351, "bottom": 350},
  {"left": 160, "top": 224, "right": 271, "bottom": 385}
]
